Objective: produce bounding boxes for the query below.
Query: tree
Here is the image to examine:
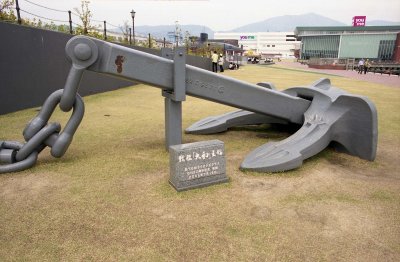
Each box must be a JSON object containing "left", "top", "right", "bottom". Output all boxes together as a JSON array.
[
  {"left": 74, "top": 0, "right": 97, "bottom": 35},
  {"left": 183, "top": 30, "right": 191, "bottom": 53},
  {"left": 190, "top": 43, "right": 223, "bottom": 58},
  {"left": 147, "top": 34, "right": 157, "bottom": 49},
  {"left": 119, "top": 20, "right": 130, "bottom": 44},
  {"left": 0, "top": 0, "right": 16, "bottom": 22}
]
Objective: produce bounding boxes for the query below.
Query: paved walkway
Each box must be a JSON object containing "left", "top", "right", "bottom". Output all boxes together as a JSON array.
[{"left": 276, "top": 61, "right": 400, "bottom": 88}]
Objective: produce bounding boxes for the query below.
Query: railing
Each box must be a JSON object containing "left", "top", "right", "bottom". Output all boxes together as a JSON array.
[{"left": 365, "top": 64, "right": 400, "bottom": 76}]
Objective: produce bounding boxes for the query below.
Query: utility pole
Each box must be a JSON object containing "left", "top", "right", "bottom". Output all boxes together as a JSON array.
[
  {"left": 131, "top": 10, "right": 136, "bottom": 45},
  {"left": 103, "top": 21, "right": 107, "bottom": 40},
  {"left": 15, "top": 0, "right": 21, "bottom": 24}
]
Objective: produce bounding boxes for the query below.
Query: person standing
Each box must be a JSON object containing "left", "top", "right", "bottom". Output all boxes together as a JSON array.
[
  {"left": 358, "top": 59, "right": 364, "bottom": 74},
  {"left": 211, "top": 51, "right": 219, "bottom": 73},
  {"left": 364, "top": 59, "right": 370, "bottom": 74},
  {"left": 218, "top": 54, "right": 224, "bottom": 73}
]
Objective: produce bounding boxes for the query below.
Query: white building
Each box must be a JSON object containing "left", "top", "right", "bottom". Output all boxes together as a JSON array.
[{"left": 214, "top": 32, "right": 300, "bottom": 57}]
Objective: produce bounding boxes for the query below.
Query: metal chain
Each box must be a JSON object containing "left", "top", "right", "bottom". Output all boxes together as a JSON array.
[
  {"left": 0, "top": 89, "right": 85, "bottom": 174},
  {"left": 1, "top": 36, "right": 98, "bottom": 174}
]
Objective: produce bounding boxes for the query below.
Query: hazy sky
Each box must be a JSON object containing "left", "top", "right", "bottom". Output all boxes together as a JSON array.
[{"left": 17, "top": 0, "right": 400, "bottom": 31}]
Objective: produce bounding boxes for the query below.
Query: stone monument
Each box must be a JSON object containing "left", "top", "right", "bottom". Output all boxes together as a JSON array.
[{"left": 169, "top": 140, "right": 228, "bottom": 191}]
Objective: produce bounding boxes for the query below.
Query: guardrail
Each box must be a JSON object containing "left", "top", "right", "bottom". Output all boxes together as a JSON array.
[{"left": 367, "top": 65, "right": 400, "bottom": 76}]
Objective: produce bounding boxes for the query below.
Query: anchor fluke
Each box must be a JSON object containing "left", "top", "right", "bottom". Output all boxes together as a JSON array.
[{"left": 188, "top": 78, "right": 378, "bottom": 172}]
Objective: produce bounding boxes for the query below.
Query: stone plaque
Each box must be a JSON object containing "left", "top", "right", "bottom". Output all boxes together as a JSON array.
[{"left": 169, "top": 139, "right": 228, "bottom": 191}]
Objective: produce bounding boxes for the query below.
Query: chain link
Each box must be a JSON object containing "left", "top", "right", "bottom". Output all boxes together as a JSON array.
[
  {"left": 0, "top": 141, "right": 38, "bottom": 173},
  {"left": 0, "top": 89, "right": 85, "bottom": 174}
]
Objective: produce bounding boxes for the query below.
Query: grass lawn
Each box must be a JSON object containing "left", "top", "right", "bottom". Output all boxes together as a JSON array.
[{"left": 1, "top": 64, "right": 399, "bottom": 261}]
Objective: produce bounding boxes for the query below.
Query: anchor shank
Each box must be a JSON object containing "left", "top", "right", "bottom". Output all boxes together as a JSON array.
[{"left": 81, "top": 38, "right": 310, "bottom": 124}]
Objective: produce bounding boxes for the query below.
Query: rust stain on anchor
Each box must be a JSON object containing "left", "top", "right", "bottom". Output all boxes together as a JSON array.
[{"left": 115, "top": 55, "right": 125, "bottom": 73}]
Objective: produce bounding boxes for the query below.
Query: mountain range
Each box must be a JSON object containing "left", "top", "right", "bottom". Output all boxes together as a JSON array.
[
  {"left": 134, "top": 13, "right": 399, "bottom": 39},
  {"left": 229, "top": 13, "right": 346, "bottom": 32}
]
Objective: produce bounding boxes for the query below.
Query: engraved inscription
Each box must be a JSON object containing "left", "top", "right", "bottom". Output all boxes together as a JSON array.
[
  {"left": 177, "top": 147, "right": 224, "bottom": 182},
  {"left": 183, "top": 162, "right": 221, "bottom": 180},
  {"left": 178, "top": 149, "right": 223, "bottom": 163},
  {"left": 186, "top": 78, "right": 225, "bottom": 94}
]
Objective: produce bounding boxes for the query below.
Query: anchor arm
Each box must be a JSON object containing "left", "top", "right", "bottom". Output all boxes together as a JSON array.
[{"left": 66, "top": 36, "right": 310, "bottom": 124}]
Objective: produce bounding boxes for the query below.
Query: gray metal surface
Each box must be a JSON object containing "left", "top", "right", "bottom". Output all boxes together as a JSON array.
[
  {"left": 188, "top": 78, "right": 377, "bottom": 172},
  {"left": 81, "top": 37, "right": 310, "bottom": 124},
  {"left": 164, "top": 98, "right": 183, "bottom": 150},
  {"left": 0, "top": 141, "right": 38, "bottom": 173},
  {"left": 185, "top": 81, "right": 288, "bottom": 134},
  {"left": 161, "top": 47, "right": 186, "bottom": 149},
  {"left": 172, "top": 47, "right": 187, "bottom": 102},
  {"left": 0, "top": 89, "right": 85, "bottom": 174},
  {"left": 241, "top": 80, "right": 377, "bottom": 171},
  {"left": 185, "top": 109, "right": 288, "bottom": 135}
]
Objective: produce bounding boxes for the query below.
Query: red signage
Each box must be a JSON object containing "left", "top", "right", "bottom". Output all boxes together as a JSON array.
[{"left": 352, "top": 16, "right": 366, "bottom": 27}]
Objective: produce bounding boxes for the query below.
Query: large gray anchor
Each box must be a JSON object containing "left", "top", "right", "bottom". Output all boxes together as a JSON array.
[
  {"left": 186, "top": 79, "right": 377, "bottom": 172},
  {"left": 0, "top": 35, "right": 378, "bottom": 174}
]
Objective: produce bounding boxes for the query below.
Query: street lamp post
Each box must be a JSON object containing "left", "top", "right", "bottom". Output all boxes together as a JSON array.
[{"left": 130, "top": 9, "right": 136, "bottom": 45}]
